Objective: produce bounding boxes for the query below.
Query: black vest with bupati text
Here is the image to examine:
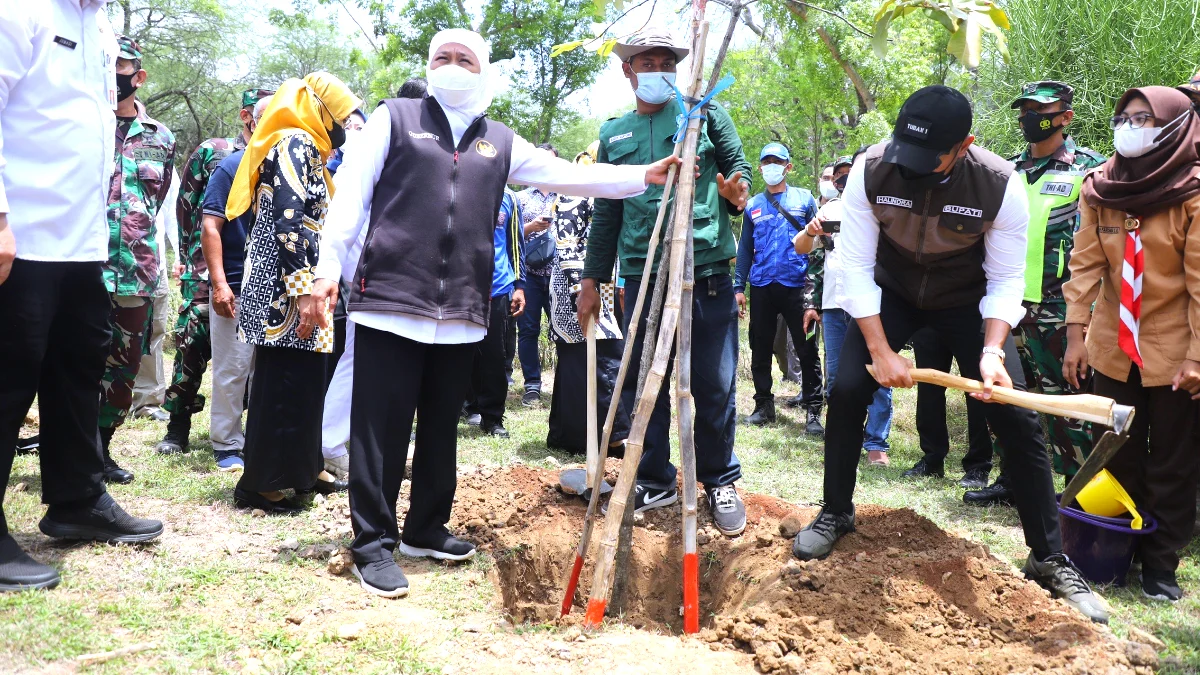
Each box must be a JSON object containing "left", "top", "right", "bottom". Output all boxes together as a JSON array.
[{"left": 348, "top": 97, "right": 515, "bottom": 326}]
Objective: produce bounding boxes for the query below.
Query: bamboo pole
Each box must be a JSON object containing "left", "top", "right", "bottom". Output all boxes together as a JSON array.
[
  {"left": 585, "top": 17, "right": 711, "bottom": 628},
  {"left": 676, "top": 218, "right": 699, "bottom": 634},
  {"left": 560, "top": 164, "right": 680, "bottom": 617},
  {"left": 585, "top": 317, "right": 599, "bottom": 490}
]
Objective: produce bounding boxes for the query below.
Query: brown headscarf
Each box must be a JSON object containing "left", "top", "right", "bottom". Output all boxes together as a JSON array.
[{"left": 1082, "top": 86, "right": 1200, "bottom": 215}]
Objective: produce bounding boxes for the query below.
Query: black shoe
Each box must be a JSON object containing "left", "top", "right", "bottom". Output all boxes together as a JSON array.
[
  {"left": 958, "top": 467, "right": 990, "bottom": 490},
  {"left": 100, "top": 427, "right": 134, "bottom": 484},
  {"left": 481, "top": 421, "right": 509, "bottom": 438},
  {"left": 155, "top": 413, "right": 191, "bottom": 455},
  {"left": 1142, "top": 567, "right": 1183, "bottom": 602},
  {"left": 313, "top": 476, "right": 349, "bottom": 494},
  {"left": 805, "top": 406, "right": 825, "bottom": 437},
  {"left": 352, "top": 559, "right": 409, "bottom": 598},
  {"left": 607, "top": 442, "right": 626, "bottom": 460},
  {"left": 1023, "top": 553, "right": 1109, "bottom": 623},
  {"left": 39, "top": 492, "right": 163, "bottom": 543},
  {"left": 902, "top": 458, "right": 945, "bottom": 479},
  {"left": 521, "top": 390, "right": 541, "bottom": 407},
  {"left": 783, "top": 395, "right": 804, "bottom": 409},
  {"left": 0, "top": 535, "right": 59, "bottom": 592},
  {"left": 398, "top": 529, "right": 476, "bottom": 562},
  {"left": 15, "top": 434, "right": 39, "bottom": 455},
  {"left": 232, "top": 488, "right": 304, "bottom": 514},
  {"left": 963, "top": 475, "right": 1013, "bottom": 507},
  {"left": 133, "top": 407, "right": 170, "bottom": 422},
  {"left": 464, "top": 413, "right": 482, "bottom": 427},
  {"left": 706, "top": 484, "right": 746, "bottom": 536},
  {"left": 792, "top": 506, "right": 856, "bottom": 561},
  {"left": 746, "top": 400, "right": 776, "bottom": 426}
]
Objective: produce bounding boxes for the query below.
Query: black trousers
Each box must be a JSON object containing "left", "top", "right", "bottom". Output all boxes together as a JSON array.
[
  {"left": 238, "top": 345, "right": 326, "bottom": 493},
  {"left": 910, "top": 327, "right": 994, "bottom": 473},
  {"left": 748, "top": 283, "right": 822, "bottom": 407},
  {"left": 349, "top": 325, "right": 475, "bottom": 562},
  {"left": 1093, "top": 365, "right": 1200, "bottom": 571},
  {"left": 547, "top": 339, "right": 631, "bottom": 455},
  {"left": 824, "top": 291, "right": 1061, "bottom": 553},
  {"left": 0, "top": 260, "right": 110, "bottom": 536},
  {"left": 467, "top": 294, "right": 510, "bottom": 427}
]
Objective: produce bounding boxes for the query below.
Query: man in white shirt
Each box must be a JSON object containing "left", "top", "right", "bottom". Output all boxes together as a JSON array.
[
  {"left": 790, "top": 86, "right": 1108, "bottom": 624},
  {"left": 0, "top": 0, "right": 164, "bottom": 593}
]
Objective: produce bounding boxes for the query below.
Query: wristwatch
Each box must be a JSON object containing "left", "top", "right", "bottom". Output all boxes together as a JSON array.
[{"left": 981, "top": 346, "right": 1006, "bottom": 363}]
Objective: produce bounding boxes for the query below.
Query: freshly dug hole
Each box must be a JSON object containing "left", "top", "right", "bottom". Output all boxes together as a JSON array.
[{"left": 448, "top": 465, "right": 1135, "bottom": 674}]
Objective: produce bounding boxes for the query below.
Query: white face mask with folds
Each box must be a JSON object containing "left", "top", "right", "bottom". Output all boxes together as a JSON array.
[
  {"left": 427, "top": 64, "right": 483, "bottom": 109},
  {"left": 761, "top": 164, "right": 787, "bottom": 186},
  {"left": 1113, "top": 109, "right": 1188, "bottom": 158},
  {"left": 818, "top": 180, "right": 839, "bottom": 199}
]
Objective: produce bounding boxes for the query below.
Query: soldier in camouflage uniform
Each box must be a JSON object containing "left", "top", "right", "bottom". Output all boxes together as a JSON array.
[
  {"left": 964, "top": 81, "right": 1107, "bottom": 506},
  {"left": 157, "top": 87, "right": 273, "bottom": 455},
  {"left": 98, "top": 37, "right": 176, "bottom": 483}
]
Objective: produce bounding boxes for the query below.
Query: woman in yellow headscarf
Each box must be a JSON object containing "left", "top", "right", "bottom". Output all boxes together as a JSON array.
[{"left": 229, "top": 71, "right": 362, "bottom": 514}]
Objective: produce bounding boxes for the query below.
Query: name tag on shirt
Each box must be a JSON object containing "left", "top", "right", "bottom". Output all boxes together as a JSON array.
[
  {"left": 608, "top": 132, "right": 633, "bottom": 143},
  {"left": 876, "top": 195, "right": 912, "bottom": 208},
  {"left": 133, "top": 148, "right": 169, "bottom": 163},
  {"left": 943, "top": 204, "right": 983, "bottom": 218},
  {"left": 1098, "top": 226, "right": 1121, "bottom": 234},
  {"left": 1041, "top": 182, "right": 1074, "bottom": 196},
  {"left": 54, "top": 36, "right": 78, "bottom": 49}
]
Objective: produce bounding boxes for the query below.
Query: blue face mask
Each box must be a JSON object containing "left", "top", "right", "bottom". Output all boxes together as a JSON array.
[
  {"left": 634, "top": 72, "right": 676, "bottom": 105},
  {"left": 761, "top": 164, "right": 787, "bottom": 186}
]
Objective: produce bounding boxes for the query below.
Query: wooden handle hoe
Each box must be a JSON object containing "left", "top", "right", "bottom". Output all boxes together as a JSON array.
[
  {"left": 866, "top": 366, "right": 1122, "bottom": 427},
  {"left": 585, "top": 318, "right": 599, "bottom": 490}
]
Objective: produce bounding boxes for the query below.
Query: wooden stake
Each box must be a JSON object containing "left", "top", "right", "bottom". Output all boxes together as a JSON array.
[
  {"left": 676, "top": 215, "right": 699, "bottom": 634},
  {"left": 585, "top": 17, "right": 711, "bottom": 628},
  {"left": 560, "top": 165, "right": 679, "bottom": 618},
  {"left": 585, "top": 317, "right": 599, "bottom": 490}
]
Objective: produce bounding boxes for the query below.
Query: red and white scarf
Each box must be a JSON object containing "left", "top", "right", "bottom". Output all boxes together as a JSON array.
[{"left": 1118, "top": 219, "right": 1144, "bottom": 368}]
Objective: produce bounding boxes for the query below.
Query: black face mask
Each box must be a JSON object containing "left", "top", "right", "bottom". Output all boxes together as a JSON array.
[
  {"left": 328, "top": 122, "right": 346, "bottom": 150},
  {"left": 1020, "top": 111, "right": 1063, "bottom": 143},
  {"left": 833, "top": 174, "right": 848, "bottom": 192},
  {"left": 116, "top": 72, "right": 138, "bottom": 102}
]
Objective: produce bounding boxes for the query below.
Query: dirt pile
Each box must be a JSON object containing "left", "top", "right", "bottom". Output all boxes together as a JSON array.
[{"left": 437, "top": 464, "right": 1136, "bottom": 674}]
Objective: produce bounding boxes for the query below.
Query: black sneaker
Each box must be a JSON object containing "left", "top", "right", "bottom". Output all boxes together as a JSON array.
[
  {"left": 706, "top": 485, "right": 746, "bottom": 536},
  {"left": 15, "top": 434, "right": 39, "bottom": 455},
  {"left": 398, "top": 529, "right": 476, "bottom": 562},
  {"left": 155, "top": 413, "right": 191, "bottom": 455},
  {"left": 746, "top": 400, "right": 776, "bottom": 426},
  {"left": 521, "top": 390, "right": 541, "bottom": 407},
  {"left": 39, "top": 492, "right": 164, "bottom": 543},
  {"left": 481, "top": 421, "right": 509, "bottom": 438},
  {"left": 958, "top": 467, "right": 990, "bottom": 490},
  {"left": 901, "top": 458, "right": 945, "bottom": 479},
  {"left": 602, "top": 484, "right": 679, "bottom": 515},
  {"left": 792, "top": 506, "right": 855, "bottom": 561},
  {"left": 1022, "top": 553, "right": 1109, "bottom": 623},
  {"left": 805, "top": 406, "right": 825, "bottom": 437},
  {"left": 0, "top": 535, "right": 59, "bottom": 592},
  {"left": 352, "top": 559, "right": 409, "bottom": 598},
  {"left": 963, "top": 475, "right": 1013, "bottom": 507},
  {"left": 1142, "top": 567, "right": 1183, "bottom": 602},
  {"left": 464, "top": 413, "right": 482, "bottom": 427}
]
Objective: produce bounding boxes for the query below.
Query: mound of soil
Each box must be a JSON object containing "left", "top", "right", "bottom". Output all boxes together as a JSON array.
[{"left": 436, "top": 464, "right": 1135, "bottom": 674}]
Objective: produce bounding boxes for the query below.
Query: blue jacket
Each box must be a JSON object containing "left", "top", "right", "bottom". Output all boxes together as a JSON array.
[
  {"left": 734, "top": 185, "right": 817, "bottom": 291},
  {"left": 491, "top": 190, "right": 526, "bottom": 298}
]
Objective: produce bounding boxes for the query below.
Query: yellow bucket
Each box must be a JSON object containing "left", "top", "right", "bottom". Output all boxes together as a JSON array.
[{"left": 1075, "top": 469, "right": 1143, "bottom": 530}]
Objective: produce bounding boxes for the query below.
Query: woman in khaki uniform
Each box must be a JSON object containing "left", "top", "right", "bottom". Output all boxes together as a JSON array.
[{"left": 1064, "top": 86, "right": 1200, "bottom": 603}]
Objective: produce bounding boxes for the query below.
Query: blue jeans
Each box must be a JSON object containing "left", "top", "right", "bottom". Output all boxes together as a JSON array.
[
  {"left": 517, "top": 274, "right": 551, "bottom": 392},
  {"left": 621, "top": 274, "right": 742, "bottom": 490},
  {"left": 823, "top": 308, "right": 892, "bottom": 452}
]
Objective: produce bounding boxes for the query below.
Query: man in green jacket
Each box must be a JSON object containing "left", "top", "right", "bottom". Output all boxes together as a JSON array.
[{"left": 577, "top": 27, "right": 752, "bottom": 537}]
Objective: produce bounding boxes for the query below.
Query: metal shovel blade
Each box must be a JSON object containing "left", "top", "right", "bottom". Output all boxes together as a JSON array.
[{"left": 558, "top": 467, "right": 613, "bottom": 500}]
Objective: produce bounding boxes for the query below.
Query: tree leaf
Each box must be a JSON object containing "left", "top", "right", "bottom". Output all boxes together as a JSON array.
[
  {"left": 988, "top": 6, "right": 1011, "bottom": 30},
  {"left": 873, "top": 0, "right": 899, "bottom": 24},
  {"left": 872, "top": 13, "right": 894, "bottom": 58}
]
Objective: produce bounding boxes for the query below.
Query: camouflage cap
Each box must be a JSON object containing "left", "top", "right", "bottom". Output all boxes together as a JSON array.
[
  {"left": 833, "top": 155, "right": 854, "bottom": 170},
  {"left": 612, "top": 26, "right": 689, "bottom": 63},
  {"left": 116, "top": 35, "right": 141, "bottom": 62},
  {"left": 242, "top": 88, "right": 276, "bottom": 109},
  {"left": 1010, "top": 81, "right": 1074, "bottom": 108}
]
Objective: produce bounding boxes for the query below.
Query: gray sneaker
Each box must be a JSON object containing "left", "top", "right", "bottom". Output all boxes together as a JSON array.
[
  {"left": 706, "top": 485, "right": 746, "bottom": 536},
  {"left": 1022, "top": 553, "right": 1109, "bottom": 624},
  {"left": 353, "top": 559, "right": 409, "bottom": 598},
  {"left": 792, "top": 506, "right": 855, "bottom": 560}
]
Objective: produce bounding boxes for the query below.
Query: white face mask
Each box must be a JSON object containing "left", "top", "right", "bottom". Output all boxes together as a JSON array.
[
  {"left": 761, "top": 164, "right": 787, "bottom": 186},
  {"left": 634, "top": 72, "right": 676, "bottom": 105},
  {"left": 1113, "top": 110, "right": 1188, "bottom": 158},
  {"left": 819, "top": 180, "right": 839, "bottom": 200},
  {"left": 427, "top": 64, "right": 482, "bottom": 109}
]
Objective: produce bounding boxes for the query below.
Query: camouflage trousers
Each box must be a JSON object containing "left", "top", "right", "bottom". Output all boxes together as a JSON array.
[
  {"left": 1012, "top": 302, "right": 1093, "bottom": 476},
  {"left": 164, "top": 280, "right": 211, "bottom": 416},
  {"left": 99, "top": 294, "right": 153, "bottom": 429}
]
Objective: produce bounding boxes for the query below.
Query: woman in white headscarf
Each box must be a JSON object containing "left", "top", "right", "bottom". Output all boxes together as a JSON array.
[{"left": 314, "top": 29, "right": 679, "bottom": 598}]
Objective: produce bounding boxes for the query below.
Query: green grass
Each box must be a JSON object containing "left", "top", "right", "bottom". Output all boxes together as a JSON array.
[{"left": 3, "top": 328, "right": 1197, "bottom": 672}]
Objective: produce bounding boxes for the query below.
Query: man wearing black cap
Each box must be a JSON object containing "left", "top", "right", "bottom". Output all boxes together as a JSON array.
[{"left": 790, "top": 86, "right": 1108, "bottom": 624}]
